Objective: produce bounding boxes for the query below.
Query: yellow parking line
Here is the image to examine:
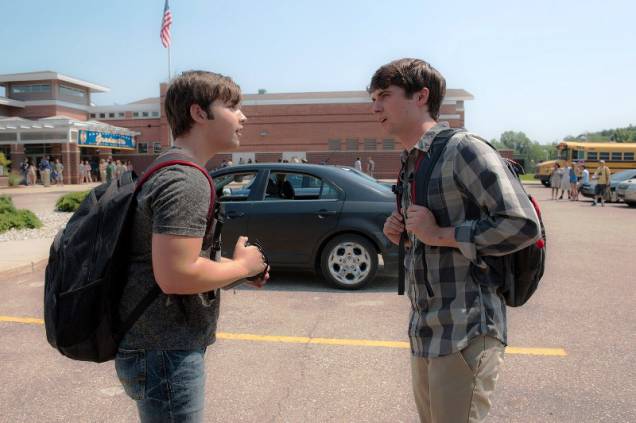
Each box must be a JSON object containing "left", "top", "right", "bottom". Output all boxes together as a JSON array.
[
  {"left": 0, "top": 315, "right": 567, "bottom": 356},
  {"left": 0, "top": 316, "right": 44, "bottom": 325}
]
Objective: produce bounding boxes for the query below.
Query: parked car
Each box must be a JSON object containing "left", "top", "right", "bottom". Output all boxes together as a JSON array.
[
  {"left": 336, "top": 166, "right": 395, "bottom": 189},
  {"left": 616, "top": 177, "right": 636, "bottom": 207},
  {"left": 579, "top": 169, "right": 636, "bottom": 202},
  {"left": 210, "top": 163, "right": 399, "bottom": 289}
]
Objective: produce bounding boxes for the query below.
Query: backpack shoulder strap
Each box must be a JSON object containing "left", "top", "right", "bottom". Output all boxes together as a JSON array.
[
  {"left": 413, "top": 128, "right": 464, "bottom": 206},
  {"left": 395, "top": 127, "right": 463, "bottom": 295},
  {"left": 136, "top": 150, "right": 216, "bottom": 225}
]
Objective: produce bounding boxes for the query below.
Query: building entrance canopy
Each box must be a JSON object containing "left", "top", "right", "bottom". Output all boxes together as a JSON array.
[{"left": 0, "top": 115, "right": 137, "bottom": 150}]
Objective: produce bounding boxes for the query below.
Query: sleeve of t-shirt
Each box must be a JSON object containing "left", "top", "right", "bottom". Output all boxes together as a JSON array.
[{"left": 147, "top": 166, "right": 211, "bottom": 237}]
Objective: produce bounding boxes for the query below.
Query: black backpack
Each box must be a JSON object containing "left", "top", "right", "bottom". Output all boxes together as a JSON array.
[
  {"left": 44, "top": 152, "right": 218, "bottom": 362},
  {"left": 394, "top": 128, "right": 546, "bottom": 307}
]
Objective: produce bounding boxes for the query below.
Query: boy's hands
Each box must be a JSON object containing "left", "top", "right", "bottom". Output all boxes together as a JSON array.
[
  {"left": 233, "top": 236, "right": 269, "bottom": 287},
  {"left": 383, "top": 211, "right": 405, "bottom": 245}
]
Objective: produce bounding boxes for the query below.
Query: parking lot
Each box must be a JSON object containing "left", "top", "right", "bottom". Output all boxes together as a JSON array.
[{"left": 0, "top": 185, "right": 635, "bottom": 422}]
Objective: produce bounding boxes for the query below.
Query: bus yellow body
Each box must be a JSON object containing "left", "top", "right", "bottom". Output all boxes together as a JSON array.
[{"left": 534, "top": 141, "right": 636, "bottom": 186}]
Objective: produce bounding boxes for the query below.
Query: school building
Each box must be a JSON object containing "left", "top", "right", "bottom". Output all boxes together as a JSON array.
[{"left": 0, "top": 71, "right": 474, "bottom": 182}]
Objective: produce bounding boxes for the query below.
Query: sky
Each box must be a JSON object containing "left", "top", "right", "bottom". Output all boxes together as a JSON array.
[{"left": 1, "top": 0, "right": 635, "bottom": 144}]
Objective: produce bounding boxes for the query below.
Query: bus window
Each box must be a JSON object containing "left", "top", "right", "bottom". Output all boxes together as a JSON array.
[
  {"left": 625, "top": 153, "right": 634, "bottom": 161},
  {"left": 599, "top": 152, "right": 610, "bottom": 161},
  {"left": 558, "top": 148, "right": 569, "bottom": 160},
  {"left": 611, "top": 152, "right": 622, "bottom": 161},
  {"left": 572, "top": 150, "right": 585, "bottom": 160},
  {"left": 587, "top": 152, "right": 597, "bottom": 160}
]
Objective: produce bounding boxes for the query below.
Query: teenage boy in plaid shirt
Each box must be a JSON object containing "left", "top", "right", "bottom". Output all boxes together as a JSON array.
[{"left": 369, "top": 58, "right": 541, "bottom": 423}]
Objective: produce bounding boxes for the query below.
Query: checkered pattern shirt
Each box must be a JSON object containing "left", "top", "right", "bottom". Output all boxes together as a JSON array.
[{"left": 400, "top": 122, "right": 541, "bottom": 358}]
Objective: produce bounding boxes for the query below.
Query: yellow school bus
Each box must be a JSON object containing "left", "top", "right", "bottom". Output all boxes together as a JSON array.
[{"left": 534, "top": 141, "right": 636, "bottom": 186}]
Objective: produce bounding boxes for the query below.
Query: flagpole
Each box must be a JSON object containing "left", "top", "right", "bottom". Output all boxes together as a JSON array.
[{"left": 168, "top": 46, "right": 173, "bottom": 147}]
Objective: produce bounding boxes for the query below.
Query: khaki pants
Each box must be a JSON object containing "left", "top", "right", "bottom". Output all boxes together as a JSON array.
[
  {"left": 411, "top": 335, "right": 505, "bottom": 423},
  {"left": 41, "top": 169, "right": 51, "bottom": 187}
]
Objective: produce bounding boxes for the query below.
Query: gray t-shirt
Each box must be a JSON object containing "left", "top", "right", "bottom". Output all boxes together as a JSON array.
[{"left": 119, "top": 160, "right": 220, "bottom": 350}]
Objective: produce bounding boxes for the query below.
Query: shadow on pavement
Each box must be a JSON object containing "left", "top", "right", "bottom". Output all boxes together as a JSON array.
[{"left": 233, "top": 269, "right": 398, "bottom": 294}]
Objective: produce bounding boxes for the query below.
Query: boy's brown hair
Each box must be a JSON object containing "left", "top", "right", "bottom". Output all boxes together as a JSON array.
[
  {"left": 165, "top": 70, "right": 242, "bottom": 138},
  {"left": 368, "top": 58, "right": 446, "bottom": 120}
]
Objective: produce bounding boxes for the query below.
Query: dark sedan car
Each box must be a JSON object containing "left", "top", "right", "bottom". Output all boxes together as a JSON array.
[{"left": 210, "top": 163, "right": 399, "bottom": 289}]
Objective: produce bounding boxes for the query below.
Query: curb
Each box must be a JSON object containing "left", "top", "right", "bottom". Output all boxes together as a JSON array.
[{"left": 0, "top": 257, "right": 49, "bottom": 279}]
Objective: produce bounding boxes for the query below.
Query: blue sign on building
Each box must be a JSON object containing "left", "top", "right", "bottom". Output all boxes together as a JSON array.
[{"left": 78, "top": 130, "right": 135, "bottom": 149}]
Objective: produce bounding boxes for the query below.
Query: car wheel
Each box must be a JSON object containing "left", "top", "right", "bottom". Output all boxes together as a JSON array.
[
  {"left": 626, "top": 201, "right": 636, "bottom": 208},
  {"left": 609, "top": 190, "right": 618, "bottom": 203},
  {"left": 541, "top": 180, "right": 550, "bottom": 187},
  {"left": 320, "top": 234, "right": 378, "bottom": 290}
]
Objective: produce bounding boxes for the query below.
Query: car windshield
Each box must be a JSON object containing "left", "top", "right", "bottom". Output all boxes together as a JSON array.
[
  {"left": 338, "top": 167, "right": 392, "bottom": 192},
  {"left": 611, "top": 170, "right": 636, "bottom": 182}
]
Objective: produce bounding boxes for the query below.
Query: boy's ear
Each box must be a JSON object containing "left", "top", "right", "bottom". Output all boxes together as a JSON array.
[
  {"left": 415, "top": 87, "right": 430, "bottom": 108},
  {"left": 190, "top": 104, "right": 208, "bottom": 123}
]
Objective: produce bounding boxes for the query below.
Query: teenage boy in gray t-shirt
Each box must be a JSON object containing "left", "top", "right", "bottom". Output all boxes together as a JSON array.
[{"left": 115, "top": 71, "right": 269, "bottom": 422}]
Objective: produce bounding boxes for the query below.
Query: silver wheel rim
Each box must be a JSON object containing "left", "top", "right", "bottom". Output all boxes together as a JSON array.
[{"left": 327, "top": 241, "right": 372, "bottom": 286}]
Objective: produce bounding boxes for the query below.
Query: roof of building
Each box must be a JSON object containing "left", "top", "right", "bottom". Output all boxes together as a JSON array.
[
  {"left": 128, "top": 97, "right": 160, "bottom": 105},
  {"left": 117, "top": 89, "right": 473, "bottom": 108},
  {"left": 0, "top": 71, "right": 109, "bottom": 93}
]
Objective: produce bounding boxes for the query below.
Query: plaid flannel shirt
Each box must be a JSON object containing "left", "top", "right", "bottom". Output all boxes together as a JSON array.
[{"left": 400, "top": 122, "right": 541, "bottom": 358}]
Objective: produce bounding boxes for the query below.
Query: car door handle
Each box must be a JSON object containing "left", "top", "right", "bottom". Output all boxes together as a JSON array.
[
  {"left": 226, "top": 211, "right": 245, "bottom": 219},
  {"left": 316, "top": 209, "right": 337, "bottom": 218}
]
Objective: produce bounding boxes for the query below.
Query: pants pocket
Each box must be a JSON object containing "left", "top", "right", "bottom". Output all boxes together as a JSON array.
[{"left": 115, "top": 348, "right": 146, "bottom": 401}]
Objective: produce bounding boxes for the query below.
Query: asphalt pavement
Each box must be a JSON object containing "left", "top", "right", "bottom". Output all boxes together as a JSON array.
[{"left": 0, "top": 184, "right": 635, "bottom": 422}]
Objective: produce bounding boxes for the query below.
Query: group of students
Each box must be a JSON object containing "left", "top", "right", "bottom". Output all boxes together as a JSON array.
[
  {"left": 19, "top": 157, "right": 64, "bottom": 186},
  {"left": 95, "top": 59, "right": 542, "bottom": 423},
  {"left": 550, "top": 161, "right": 612, "bottom": 206}
]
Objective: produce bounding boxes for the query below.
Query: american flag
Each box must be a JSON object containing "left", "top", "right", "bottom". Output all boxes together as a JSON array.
[{"left": 160, "top": 0, "right": 172, "bottom": 48}]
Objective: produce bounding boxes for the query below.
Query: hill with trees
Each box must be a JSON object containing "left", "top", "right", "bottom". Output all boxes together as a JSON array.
[{"left": 563, "top": 125, "right": 636, "bottom": 142}]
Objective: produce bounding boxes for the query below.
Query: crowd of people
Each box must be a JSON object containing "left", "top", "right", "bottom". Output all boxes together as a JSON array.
[
  {"left": 549, "top": 160, "right": 612, "bottom": 206},
  {"left": 17, "top": 156, "right": 133, "bottom": 187}
]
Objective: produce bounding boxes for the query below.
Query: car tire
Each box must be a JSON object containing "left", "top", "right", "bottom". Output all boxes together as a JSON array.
[
  {"left": 626, "top": 201, "right": 636, "bottom": 208},
  {"left": 541, "top": 180, "right": 550, "bottom": 188},
  {"left": 320, "top": 234, "right": 378, "bottom": 290},
  {"left": 609, "top": 190, "right": 618, "bottom": 203}
]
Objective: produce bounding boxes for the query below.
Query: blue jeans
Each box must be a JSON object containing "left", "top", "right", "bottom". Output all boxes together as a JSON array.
[{"left": 115, "top": 348, "right": 206, "bottom": 423}]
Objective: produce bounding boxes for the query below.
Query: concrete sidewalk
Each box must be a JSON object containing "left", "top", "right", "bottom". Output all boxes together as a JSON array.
[
  {"left": 0, "top": 182, "right": 99, "bottom": 195},
  {"left": 0, "top": 238, "right": 53, "bottom": 278},
  {"left": 0, "top": 183, "right": 100, "bottom": 278}
]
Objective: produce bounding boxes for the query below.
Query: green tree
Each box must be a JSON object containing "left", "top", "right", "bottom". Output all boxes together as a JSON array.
[{"left": 610, "top": 129, "right": 630, "bottom": 142}]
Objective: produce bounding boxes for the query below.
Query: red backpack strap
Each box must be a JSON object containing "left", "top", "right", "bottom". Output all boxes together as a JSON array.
[{"left": 135, "top": 152, "right": 216, "bottom": 227}]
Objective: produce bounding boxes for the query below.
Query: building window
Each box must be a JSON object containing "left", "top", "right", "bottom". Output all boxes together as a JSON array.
[
  {"left": 12, "top": 84, "right": 50, "bottom": 93},
  {"left": 118, "top": 112, "right": 125, "bottom": 118},
  {"left": 108, "top": 113, "right": 115, "bottom": 118},
  {"left": 153, "top": 142, "right": 162, "bottom": 154},
  {"left": 624, "top": 153, "right": 634, "bottom": 161},
  {"left": 142, "top": 112, "right": 149, "bottom": 117},
  {"left": 133, "top": 112, "right": 140, "bottom": 117},
  {"left": 138, "top": 143, "right": 148, "bottom": 154},
  {"left": 383, "top": 139, "right": 395, "bottom": 150},
  {"left": 99, "top": 113, "right": 106, "bottom": 118},
  {"left": 587, "top": 152, "right": 597, "bottom": 161},
  {"left": 59, "top": 84, "right": 86, "bottom": 98},
  {"left": 611, "top": 152, "right": 622, "bottom": 161},
  {"left": 89, "top": 113, "right": 96, "bottom": 118},
  {"left": 328, "top": 139, "right": 341, "bottom": 151},
  {"left": 346, "top": 139, "right": 358, "bottom": 150},
  {"left": 364, "top": 139, "right": 377, "bottom": 150},
  {"left": 151, "top": 111, "right": 160, "bottom": 117},
  {"left": 599, "top": 152, "right": 610, "bottom": 161}
]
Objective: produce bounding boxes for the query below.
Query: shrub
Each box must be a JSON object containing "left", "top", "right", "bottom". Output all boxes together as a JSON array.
[
  {"left": 0, "top": 196, "right": 43, "bottom": 233},
  {"left": 8, "top": 172, "right": 22, "bottom": 187},
  {"left": 0, "top": 195, "right": 16, "bottom": 214},
  {"left": 56, "top": 191, "right": 89, "bottom": 212}
]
